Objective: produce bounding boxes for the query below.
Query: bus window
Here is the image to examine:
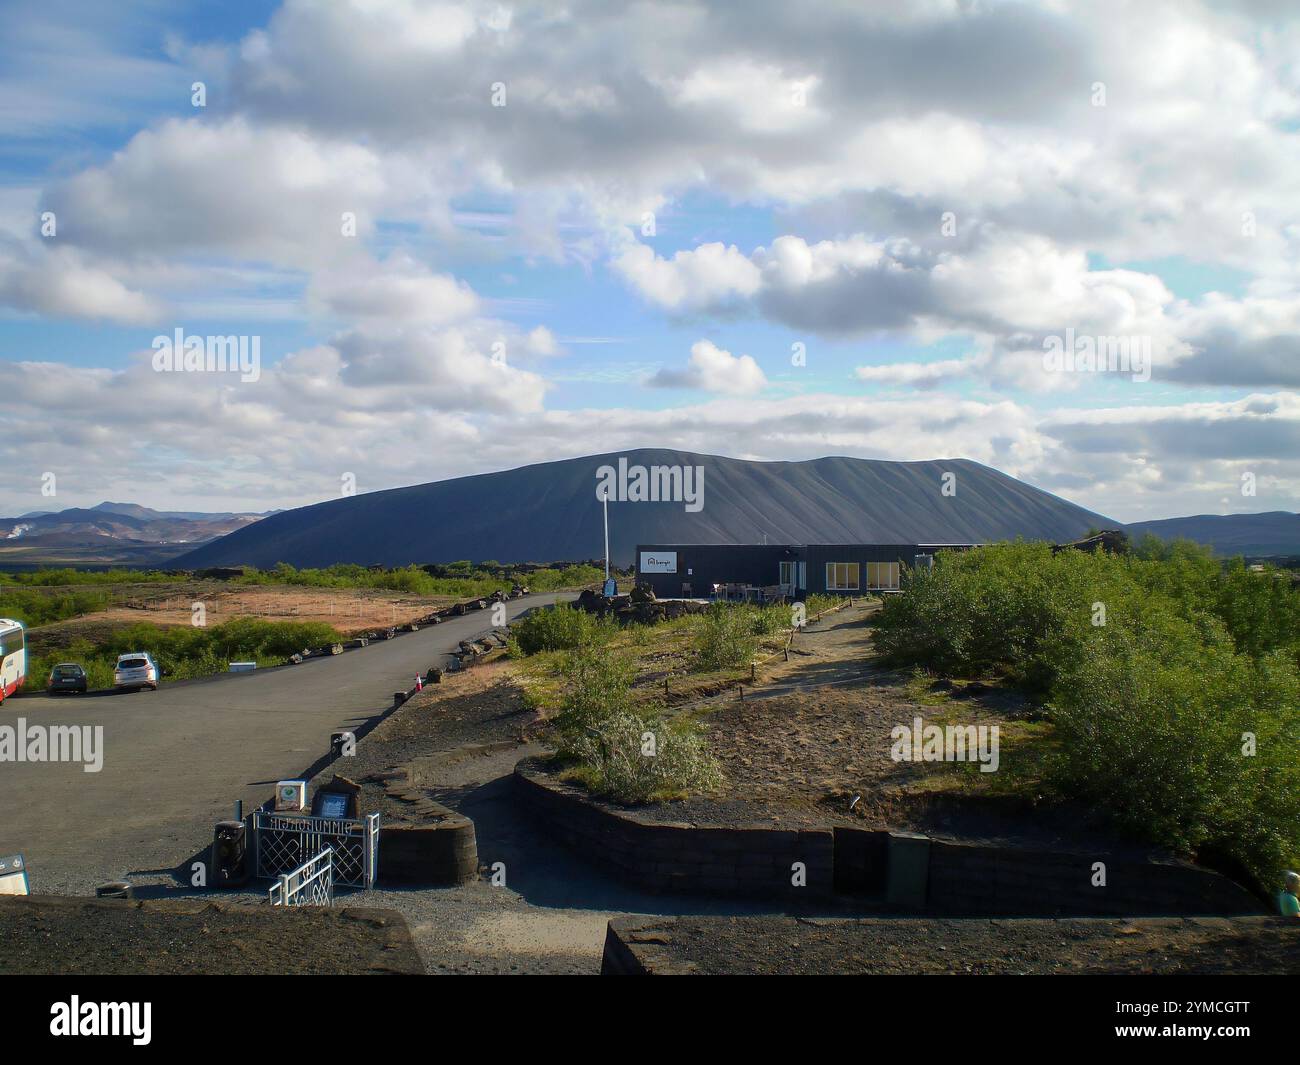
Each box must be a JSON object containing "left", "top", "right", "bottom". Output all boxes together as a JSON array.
[{"left": 0, "top": 628, "right": 22, "bottom": 657}]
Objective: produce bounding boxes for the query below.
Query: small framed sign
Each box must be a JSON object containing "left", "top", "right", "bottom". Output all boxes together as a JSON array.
[
  {"left": 310, "top": 774, "right": 362, "bottom": 819},
  {"left": 0, "top": 854, "right": 29, "bottom": 896},
  {"left": 316, "top": 792, "right": 350, "bottom": 819},
  {"left": 275, "top": 780, "right": 308, "bottom": 812}
]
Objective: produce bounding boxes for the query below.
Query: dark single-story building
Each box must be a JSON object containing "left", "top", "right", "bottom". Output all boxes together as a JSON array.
[{"left": 634, "top": 543, "right": 978, "bottom": 599}]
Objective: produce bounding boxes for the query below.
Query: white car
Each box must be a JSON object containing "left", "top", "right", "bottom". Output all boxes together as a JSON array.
[{"left": 113, "top": 652, "right": 159, "bottom": 691}]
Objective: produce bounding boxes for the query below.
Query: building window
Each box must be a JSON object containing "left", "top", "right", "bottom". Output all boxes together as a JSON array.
[
  {"left": 865, "top": 562, "right": 900, "bottom": 589},
  {"left": 825, "top": 562, "right": 859, "bottom": 591},
  {"left": 779, "top": 561, "right": 794, "bottom": 587}
]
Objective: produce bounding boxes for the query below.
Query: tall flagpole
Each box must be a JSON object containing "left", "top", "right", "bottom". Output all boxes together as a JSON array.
[{"left": 602, "top": 490, "right": 610, "bottom": 581}]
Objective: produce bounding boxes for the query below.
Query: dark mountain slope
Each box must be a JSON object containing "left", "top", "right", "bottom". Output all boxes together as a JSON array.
[
  {"left": 1126, "top": 512, "right": 1300, "bottom": 556},
  {"left": 174, "top": 449, "right": 1113, "bottom": 569}
]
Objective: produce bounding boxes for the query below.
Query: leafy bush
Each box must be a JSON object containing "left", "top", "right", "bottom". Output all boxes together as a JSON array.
[
  {"left": 871, "top": 540, "right": 1300, "bottom": 884},
  {"left": 236, "top": 561, "right": 603, "bottom": 599},
  {"left": 544, "top": 640, "right": 722, "bottom": 804},
  {"left": 551, "top": 642, "right": 636, "bottom": 734},
  {"left": 565, "top": 708, "right": 723, "bottom": 804},
  {"left": 0, "top": 568, "right": 173, "bottom": 587},
  {"left": 750, "top": 603, "right": 791, "bottom": 636},
  {"left": 872, "top": 542, "right": 1115, "bottom": 689},
  {"left": 0, "top": 586, "right": 111, "bottom": 627},
  {"left": 510, "top": 604, "right": 614, "bottom": 655},
  {"left": 804, "top": 594, "right": 842, "bottom": 617},
  {"left": 24, "top": 618, "right": 342, "bottom": 688},
  {"left": 1047, "top": 629, "right": 1300, "bottom": 885},
  {"left": 694, "top": 603, "right": 760, "bottom": 671},
  {"left": 524, "top": 565, "right": 606, "bottom": 592}
]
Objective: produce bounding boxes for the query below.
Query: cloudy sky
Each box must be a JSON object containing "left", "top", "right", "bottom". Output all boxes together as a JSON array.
[{"left": 1, "top": 0, "right": 1297, "bottom": 522}]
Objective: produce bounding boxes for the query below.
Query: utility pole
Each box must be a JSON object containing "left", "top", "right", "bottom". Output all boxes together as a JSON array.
[{"left": 601, "top": 490, "right": 617, "bottom": 597}]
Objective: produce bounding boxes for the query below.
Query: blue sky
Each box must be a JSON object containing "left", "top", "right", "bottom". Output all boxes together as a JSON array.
[{"left": 0, "top": 0, "right": 1297, "bottom": 522}]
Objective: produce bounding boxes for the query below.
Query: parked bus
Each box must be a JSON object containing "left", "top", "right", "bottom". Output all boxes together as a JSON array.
[{"left": 0, "top": 619, "right": 26, "bottom": 704}]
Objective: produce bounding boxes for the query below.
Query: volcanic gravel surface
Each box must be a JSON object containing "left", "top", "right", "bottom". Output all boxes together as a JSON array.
[
  {"left": 0, "top": 895, "right": 422, "bottom": 975},
  {"left": 610, "top": 914, "right": 1300, "bottom": 974}
]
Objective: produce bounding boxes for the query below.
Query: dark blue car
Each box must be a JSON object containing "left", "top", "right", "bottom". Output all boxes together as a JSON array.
[{"left": 47, "top": 663, "right": 88, "bottom": 695}]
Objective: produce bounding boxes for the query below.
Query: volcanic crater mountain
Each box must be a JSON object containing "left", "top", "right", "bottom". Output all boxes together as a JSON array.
[{"left": 174, "top": 450, "right": 1116, "bottom": 569}]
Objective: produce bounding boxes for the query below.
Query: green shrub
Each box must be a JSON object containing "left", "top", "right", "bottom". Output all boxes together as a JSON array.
[
  {"left": 510, "top": 604, "right": 614, "bottom": 655},
  {"left": 236, "top": 561, "right": 603, "bottom": 599},
  {"left": 750, "top": 603, "right": 791, "bottom": 636},
  {"left": 871, "top": 540, "right": 1300, "bottom": 883},
  {"left": 0, "top": 586, "right": 111, "bottom": 627},
  {"left": 694, "top": 603, "right": 760, "bottom": 671},
  {"left": 24, "top": 618, "right": 342, "bottom": 688},
  {"left": 1046, "top": 629, "right": 1300, "bottom": 885},
  {"left": 0, "top": 568, "right": 172, "bottom": 588},
  {"left": 543, "top": 638, "right": 722, "bottom": 804},
  {"left": 524, "top": 565, "right": 605, "bottom": 592},
  {"left": 566, "top": 708, "right": 722, "bottom": 804},
  {"left": 804, "top": 594, "right": 841, "bottom": 617},
  {"left": 551, "top": 642, "right": 635, "bottom": 735}
]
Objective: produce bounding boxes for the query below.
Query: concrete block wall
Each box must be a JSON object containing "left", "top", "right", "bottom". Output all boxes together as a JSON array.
[
  {"left": 379, "top": 816, "right": 478, "bottom": 886},
  {"left": 516, "top": 762, "right": 1263, "bottom": 915},
  {"left": 514, "top": 764, "right": 834, "bottom": 897},
  {"left": 832, "top": 825, "right": 889, "bottom": 894},
  {"left": 926, "top": 839, "right": 1261, "bottom": 917}
]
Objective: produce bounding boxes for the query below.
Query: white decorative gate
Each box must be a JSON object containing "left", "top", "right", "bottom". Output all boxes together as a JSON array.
[
  {"left": 253, "top": 812, "right": 379, "bottom": 888},
  {"left": 268, "top": 848, "right": 334, "bottom": 907}
]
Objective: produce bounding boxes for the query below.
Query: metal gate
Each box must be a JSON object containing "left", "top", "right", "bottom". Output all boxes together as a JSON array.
[
  {"left": 268, "top": 848, "right": 334, "bottom": 907},
  {"left": 253, "top": 811, "right": 379, "bottom": 888}
]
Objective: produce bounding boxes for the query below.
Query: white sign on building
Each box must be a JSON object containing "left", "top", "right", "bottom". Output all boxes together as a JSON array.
[{"left": 639, "top": 551, "right": 678, "bottom": 574}]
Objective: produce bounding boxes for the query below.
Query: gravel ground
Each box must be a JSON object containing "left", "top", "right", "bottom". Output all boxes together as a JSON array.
[
  {"left": 610, "top": 914, "right": 1300, "bottom": 974},
  {"left": 0, "top": 895, "right": 422, "bottom": 975},
  {"left": 311, "top": 658, "right": 539, "bottom": 825}
]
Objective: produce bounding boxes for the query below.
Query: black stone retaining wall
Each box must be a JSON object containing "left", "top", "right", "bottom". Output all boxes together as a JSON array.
[
  {"left": 517, "top": 762, "right": 1263, "bottom": 916},
  {"left": 514, "top": 763, "right": 833, "bottom": 897},
  {"left": 926, "top": 838, "right": 1260, "bottom": 916},
  {"left": 379, "top": 817, "right": 478, "bottom": 886},
  {"left": 833, "top": 826, "right": 889, "bottom": 894}
]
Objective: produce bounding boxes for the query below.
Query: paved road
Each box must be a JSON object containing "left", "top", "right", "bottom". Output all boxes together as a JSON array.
[{"left": 0, "top": 593, "right": 572, "bottom": 894}]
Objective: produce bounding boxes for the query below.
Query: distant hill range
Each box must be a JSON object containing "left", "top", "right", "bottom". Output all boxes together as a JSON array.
[
  {"left": 173, "top": 449, "right": 1117, "bottom": 569},
  {"left": 1126, "top": 512, "right": 1300, "bottom": 558},
  {"left": 0, "top": 502, "right": 273, "bottom": 567}
]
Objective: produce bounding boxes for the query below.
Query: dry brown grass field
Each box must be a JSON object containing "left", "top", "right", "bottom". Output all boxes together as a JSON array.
[{"left": 24, "top": 580, "right": 454, "bottom": 655}]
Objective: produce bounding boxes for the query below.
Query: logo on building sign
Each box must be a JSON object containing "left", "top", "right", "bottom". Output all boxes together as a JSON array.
[{"left": 640, "top": 552, "right": 677, "bottom": 574}]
